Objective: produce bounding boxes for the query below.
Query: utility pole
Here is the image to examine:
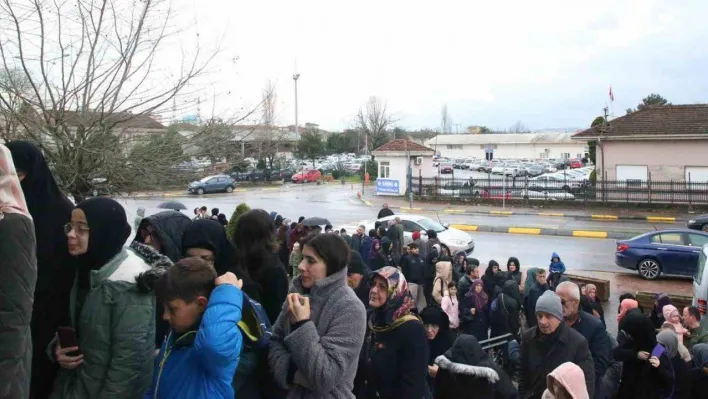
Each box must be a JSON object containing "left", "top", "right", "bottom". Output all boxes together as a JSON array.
[{"left": 293, "top": 73, "right": 301, "bottom": 138}]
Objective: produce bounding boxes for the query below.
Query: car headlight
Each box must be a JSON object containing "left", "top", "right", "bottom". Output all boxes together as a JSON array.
[{"left": 689, "top": 220, "right": 696, "bottom": 224}]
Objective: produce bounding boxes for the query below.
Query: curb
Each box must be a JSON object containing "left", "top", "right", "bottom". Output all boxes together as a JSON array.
[{"left": 448, "top": 224, "right": 639, "bottom": 240}]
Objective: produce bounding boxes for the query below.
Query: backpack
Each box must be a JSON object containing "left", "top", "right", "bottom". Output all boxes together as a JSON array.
[{"left": 237, "top": 292, "right": 273, "bottom": 348}]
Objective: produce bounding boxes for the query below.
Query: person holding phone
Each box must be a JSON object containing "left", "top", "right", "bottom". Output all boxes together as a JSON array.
[{"left": 50, "top": 197, "right": 170, "bottom": 398}]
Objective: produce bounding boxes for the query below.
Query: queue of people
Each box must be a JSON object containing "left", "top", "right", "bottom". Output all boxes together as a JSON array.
[{"left": 3, "top": 140, "right": 708, "bottom": 399}]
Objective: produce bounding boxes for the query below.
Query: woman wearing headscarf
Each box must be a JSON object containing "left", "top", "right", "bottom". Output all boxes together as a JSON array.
[
  {"left": 656, "top": 329, "right": 689, "bottom": 399},
  {"left": 523, "top": 267, "right": 549, "bottom": 328},
  {"left": 689, "top": 344, "right": 708, "bottom": 398},
  {"left": 6, "top": 140, "right": 76, "bottom": 398},
  {"left": 50, "top": 198, "right": 169, "bottom": 398},
  {"left": 613, "top": 308, "right": 673, "bottom": 399},
  {"left": 490, "top": 280, "right": 522, "bottom": 340},
  {"left": 617, "top": 298, "right": 639, "bottom": 324},
  {"left": 459, "top": 279, "right": 490, "bottom": 342},
  {"left": 451, "top": 250, "right": 467, "bottom": 284},
  {"left": 433, "top": 334, "right": 518, "bottom": 399},
  {"left": 584, "top": 283, "right": 605, "bottom": 326},
  {"left": 481, "top": 260, "right": 500, "bottom": 298},
  {"left": 0, "top": 144, "right": 37, "bottom": 398},
  {"left": 506, "top": 257, "right": 522, "bottom": 286},
  {"left": 432, "top": 259, "right": 453, "bottom": 305},
  {"left": 650, "top": 293, "right": 673, "bottom": 329},
  {"left": 355, "top": 266, "right": 428, "bottom": 399},
  {"left": 420, "top": 306, "right": 455, "bottom": 395},
  {"left": 367, "top": 239, "right": 386, "bottom": 271},
  {"left": 269, "top": 233, "right": 366, "bottom": 399},
  {"left": 541, "top": 362, "right": 589, "bottom": 399}
]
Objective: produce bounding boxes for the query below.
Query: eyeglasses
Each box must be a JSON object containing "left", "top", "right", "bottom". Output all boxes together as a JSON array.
[
  {"left": 140, "top": 228, "right": 158, "bottom": 241},
  {"left": 64, "top": 222, "right": 90, "bottom": 236}
]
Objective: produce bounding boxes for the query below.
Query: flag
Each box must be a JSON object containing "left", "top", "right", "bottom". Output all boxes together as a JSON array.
[{"left": 609, "top": 85, "right": 614, "bottom": 102}]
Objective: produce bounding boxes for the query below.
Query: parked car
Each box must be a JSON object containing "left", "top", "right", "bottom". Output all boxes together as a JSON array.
[
  {"left": 688, "top": 215, "right": 708, "bottom": 232},
  {"left": 569, "top": 159, "right": 584, "bottom": 169},
  {"left": 462, "top": 159, "right": 478, "bottom": 170},
  {"left": 230, "top": 169, "right": 266, "bottom": 182},
  {"left": 266, "top": 169, "right": 294, "bottom": 181},
  {"left": 439, "top": 180, "right": 478, "bottom": 196},
  {"left": 528, "top": 175, "right": 584, "bottom": 193},
  {"left": 692, "top": 244, "right": 708, "bottom": 318},
  {"left": 292, "top": 169, "right": 322, "bottom": 183},
  {"left": 521, "top": 189, "right": 575, "bottom": 201},
  {"left": 359, "top": 214, "right": 475, "bottom": 254},
  {"left": 526, "top": 165, "right": 544, "bottom": 177},
  {"left": 491, "top": 163, "right": 506, "bottom": 175},
  {"left": 502, "top": 165, "right": 523, "bottom": 177},
  {"left": 188, "top": 175, "right": 236, "bottom": 195},
  {"left": 615, "top": 229, "right": 708, "bottom": 280},
  {"left": 440, "top": 164, "right": 454, "bottom": 174}
]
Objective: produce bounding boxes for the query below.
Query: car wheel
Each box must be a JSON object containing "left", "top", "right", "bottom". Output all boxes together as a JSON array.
[
  {"left": 196, "top": 188, "right": 205, "bottom": 195},
  {"left": 702, "top": 223, "right": 708, "bottom": 232},
  {"left": 226, "top": 186, "right": 234, "bottom": 193},
  {"left": 637, "top": 258, "right": 661, "bottom": 280},
  {"left": 562, "top": 185, "right": 570, "bottom": 192}
]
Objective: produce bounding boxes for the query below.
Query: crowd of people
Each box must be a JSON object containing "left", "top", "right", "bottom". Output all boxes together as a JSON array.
[{"left": 2, "top": 140, "right": 708, "bottom": 399}]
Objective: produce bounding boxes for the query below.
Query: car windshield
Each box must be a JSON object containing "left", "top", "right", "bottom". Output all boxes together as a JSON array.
[
  {"left": 199, "top": 176, "right": 214, "bottom": 183},
  {"left": 416, "top": 217, "right": 446, "bottom": 233}
]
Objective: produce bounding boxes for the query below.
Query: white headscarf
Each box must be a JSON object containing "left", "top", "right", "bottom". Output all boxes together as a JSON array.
[{"left": 0, "top": 144, "right": 31, "bottom": 220}]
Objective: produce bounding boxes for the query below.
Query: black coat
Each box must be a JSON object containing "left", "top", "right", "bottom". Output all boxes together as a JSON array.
[
  {"left": 401, "top": 254, "right": 426, "bottom": 284},
  {"left": 569, "top": 311, "right": 611, "bottom": 394},
  {"left": 433, "top": 334, "right": 518, "bottom": 399},
  {"left": 689, "top": 368, "right": 708, "bottom": 399},
  {"left": 519, "top": 323, "right": 595, "bottom": 399},
  {"left": 355, "top": 319, "right": 429, "bottom": 399},
  {"left": 490, "top": 282, "right": 522, "bottom": 340},
  {"left": 377, "top": 207, "right": 395, "bottom": 219},
  {"left": 523, "top": 283, "right": 548, "bottom": 328},
  {"left": 252, "top": 256, "right": 289, "bottom": 325},
  {"left": 353, "top": 278, "right": 371, "bottom": 310},
  {"left": 459, "top": 293, "right": 489, "bottom": 342},
  {"left": 457, "top": 275, "right": 474, "bottom": 302}
]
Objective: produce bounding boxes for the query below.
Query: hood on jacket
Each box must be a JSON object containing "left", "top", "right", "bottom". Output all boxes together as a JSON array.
[
  {"left": 182, "top": 219, "right": 235, "bottom": 275},
  {"left": 435, "top": 261, "right": 453, "bottom": 284},
  {"left": 662, "top": 304, "right": 680, "bottom": 323},
  {"left": 131, "top": 241, "right": 174, "bottom": 293},
  {"left": 502, "top": 280, "right": 522, "bottom": 303},
  {"left": 380, "top": 236, "right": 392, "bottom": 253},
  {"left": 484, "top": 260, "right": 499, "bottom": 277},
  {"left": 544, "top": 362, "right": 589, "bottom": 399},
  {"left": 551, "top": 252, "right": 561, "bottom": 262},
  {"left": 691, "top": 343, "right": 708, "bottom": 368},
  {"left": 506, "top": 257, "right": 521, "bottom": 273},
  {"left": 453, "top": 250, "right": 466, "bottom": 265},
  {"left": 135, "top": 211, "right": 192, "bottom": 262},
  {"left": 524, "top": 267, "right": 542, "bottom": 296},
  {"left": 435, "top": 334, "right": 500, "bottom": 383},
  {"left": 432, "top": 243, "right": 442, "bottom": 255}
]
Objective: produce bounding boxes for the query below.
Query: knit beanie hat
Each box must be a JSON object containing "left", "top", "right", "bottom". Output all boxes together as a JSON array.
[
  {"left": 535, "top": 290, "right": 563, "bottom": 321},
  {"left": 412, "top": 230, "right": 421, "bottom": 241},
  {"left": 347, "top": 251, "right": 366, "bottom": 275}
]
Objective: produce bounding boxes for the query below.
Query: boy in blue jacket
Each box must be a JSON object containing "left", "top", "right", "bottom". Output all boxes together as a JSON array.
[
  {"left": 144, "top": 257, "right": 244, "bottom": 399},
  {"left": 547, "top": 252, "right": 566, "bottom": 290}
]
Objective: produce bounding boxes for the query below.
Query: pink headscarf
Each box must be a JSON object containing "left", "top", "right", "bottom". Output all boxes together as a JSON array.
[
  {"left": 617, "top": 298, "right": 639, "bottom": 323},
  {"left": 0, "top": 144, "right": 30, "bottom": 220},
  {"left": 542, "top": 362, "right": 589, "bottom": 399},
  {"left": 662, "top": 304, "right": 687, "bottom": 343}
]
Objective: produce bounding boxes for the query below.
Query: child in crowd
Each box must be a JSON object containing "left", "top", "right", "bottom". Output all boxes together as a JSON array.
[
  {"left": 662, "top": 305, "right": 688, "bottom": 344},
  {"left": 290, "top": 242, "right": 303, "bottom": 277},
  {"left": 144, "top": 257, "right": 244, "bottom": 399},
  {"left": 547, "top": 252, "right": 566, "bottom": 290},
  {"left": 440, "top": 282, "right": 459, "bottom": 334}
]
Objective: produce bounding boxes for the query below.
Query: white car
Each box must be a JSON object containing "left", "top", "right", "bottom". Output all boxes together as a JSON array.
[
  {"left": 503, "top": 166, "right": 523, "bottom": 177},
  {"left": 521, "top": 189, "right": 575, "bottom": 201},
  {"left": 359, "top": 214, "right": 475, "bottom": 254},
  {"left": 529, "top": 175, "right": 584, "bottom": 192}
]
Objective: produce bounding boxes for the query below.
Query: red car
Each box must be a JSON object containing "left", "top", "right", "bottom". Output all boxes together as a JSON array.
[
  {"left": 569, "top": 159, "right": 583, "bottom": 169},
  {"left": 291, "top": 169, "right": 321, "bottom": 183},
  {"left": 440, "top": 164, "right": 454, "bottom": 174}
]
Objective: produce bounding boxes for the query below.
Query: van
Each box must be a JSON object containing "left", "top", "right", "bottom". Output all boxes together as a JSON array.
[{"left": 693, "top": 244, "right": 708, "bottom": 327}]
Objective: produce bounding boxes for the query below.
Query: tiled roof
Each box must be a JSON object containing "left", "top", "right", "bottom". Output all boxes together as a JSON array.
[
  {"left": 573, "top": 104, "right": 708, "bottom": 139},
  {"left": 424, "top": 132, "right": 577, "bottom": 146},
  {"left": 373, "top": 139, "right": 434, "bottom": 153},
  {"left": 61, "top": 111, "right": 165, "bottom": 130}
]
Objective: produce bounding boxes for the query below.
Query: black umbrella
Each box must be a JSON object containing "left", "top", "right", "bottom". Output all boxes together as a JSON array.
[
  {"left": 301, "top": 217, "right": 330, "bottom": 227},
  {"left": 157, "top": 201, "right": 187, "bottom": 211}
]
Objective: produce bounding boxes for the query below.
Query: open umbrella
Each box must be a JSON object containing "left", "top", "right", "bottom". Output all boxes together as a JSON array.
[
  {"left": 301, "top": 217, "right": 330, "bottom": 227},
  {"left": 157, "top": 201, "right": 187, "bottom": 211}
]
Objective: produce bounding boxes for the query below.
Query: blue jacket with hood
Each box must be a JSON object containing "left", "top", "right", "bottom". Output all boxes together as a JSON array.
[
  {"left": 549, "top": 252, "right": 566, "bottom": 274},
  {"left": 144, "top": 284, "right": 244, "bottom": 399}
]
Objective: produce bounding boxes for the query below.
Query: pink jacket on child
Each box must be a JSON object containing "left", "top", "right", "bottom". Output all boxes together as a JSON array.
[{"left": 441, "top": 293, "right": 459, "bottom": 329}]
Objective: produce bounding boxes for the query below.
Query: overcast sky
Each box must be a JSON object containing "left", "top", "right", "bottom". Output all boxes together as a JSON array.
[{"left": 171, "top": 0, "right": 708, "bottom": 132}]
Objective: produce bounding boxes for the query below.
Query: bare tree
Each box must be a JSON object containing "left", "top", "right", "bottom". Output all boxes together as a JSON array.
[
  {"left": 0, "top": 68, "right": 34, "bottom": 141},
  {"left": 0, "top": 0, "right": 216, "bottom": 197},
  {"left": 355, "top": 96, "right": 395, "bottom": 152},
  {"left": 440, "top": 104, "right": 452, "bottom": 134},
  {"left": 508, "top": 120, "right": 530, "bottom": 133},
  {"left": 259, "top": 80, "right": 287, "bottom": 169}
]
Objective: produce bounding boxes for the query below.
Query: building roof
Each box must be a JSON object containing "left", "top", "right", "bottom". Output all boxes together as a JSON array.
[
  {"left": 372, "top": 139, "right": 435, "bottom": 153},
  {"left": 61, "top": 111, "right": 165, "bottom": 130},
  {"left": 424, "top": 132, "right": 578, "bottom": 146},
  {"left": 573, "top": 104, "right": 708, "bottom": 140}
]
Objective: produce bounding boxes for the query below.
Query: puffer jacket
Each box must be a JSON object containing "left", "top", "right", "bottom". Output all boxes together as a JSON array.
[
  {"left": 0, "top": 213, "right": 37, "bottom": 399},
  {"left": 432, "top": 261, "right": 453, "bottom": 305},
  {"left": 49, "top": 244, "right": 171, "bottom": 399}
]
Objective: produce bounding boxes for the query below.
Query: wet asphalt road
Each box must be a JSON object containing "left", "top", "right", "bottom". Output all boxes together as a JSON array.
[{"left": 116, "top": 184, "right": 622, "bottom": 274}]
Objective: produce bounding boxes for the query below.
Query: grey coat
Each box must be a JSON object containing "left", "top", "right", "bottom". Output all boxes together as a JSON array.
[
  {"left": 269, "top": 267, "right": 367, "bottom": 399},
  {"left": 0, "top": 213, "right": 37, "bottom": 399}
]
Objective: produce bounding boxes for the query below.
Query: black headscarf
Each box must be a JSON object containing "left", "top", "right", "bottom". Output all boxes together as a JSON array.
[
  {"left": 135, "top": 211, "right": 192, "bottom": 262},
  {"left": 182, "top": 219, "right": 234, "bottom": 275},
  {"left": 618, "top": 308, "right": 657, "bottom": 352},
  {"left": 75, "top": 198, "right": 131, "bottom": 269},
  {"left": 420, "top": 305, "right": 454, "bottom": 365},
  {"left": 6, "top": 141, "right": 73, "bottom": 255}
]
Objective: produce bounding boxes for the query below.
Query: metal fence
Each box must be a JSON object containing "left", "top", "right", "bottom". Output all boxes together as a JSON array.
[{"left": 411, "top": 175, "right": 708, "bottom": 204}]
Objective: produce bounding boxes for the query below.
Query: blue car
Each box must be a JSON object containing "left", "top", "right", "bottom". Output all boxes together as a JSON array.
[
  {"left": 188, "top": 175, "right": 235, "bottom": 195},
  {"left": 615, "top": 229, "right": 708, "bottom": 280}
]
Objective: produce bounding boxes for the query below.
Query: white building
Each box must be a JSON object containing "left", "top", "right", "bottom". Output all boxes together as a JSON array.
[
  {"left": 371, "top": 139, "right": 436, "bottom": 196},
  {"left": 424, "top": 132, "right": 588, "bottom": 160}
]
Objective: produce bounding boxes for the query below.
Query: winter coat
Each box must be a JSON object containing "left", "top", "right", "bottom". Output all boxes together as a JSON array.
[
  {"left": 143, "top": 284, "right": 244, "bottom": 399},
  {"left": 568, "top": 311, "right": 610, "bottom": 396},
  {"left": 523, "top": 282, "right": 549, "bottom": 328},
  {"left": 459, "top": 290, "right": 490, "bottom": 342},
  {"left": 350, "top": 233, "right": 363, "bottom": 253},
  {"left": 541, "top": 362, "right": 589, "bottom": 399},
  {"left": 289, "top": 249, "right": 303, "bottom": 277},
  {"left": 253, "top": 256, "right": 289, "bottom": 325},
  {"left": 433, "top": 335, "right": 518, "bottom": 399},
  {"left": 519, "top": 323, "right": 595, "bottom": 399},
  {"left": 425, "top": 244, "right": 440, "bottom": 280},
  {"left": 377, "top": 207, "right": 394, "bottom": 219},
  {"left": 490, "top": 281, "right": 522, "bottom": 340},
  {"left": 441, "top": 294, "right": 459, "bottom": 329},
  {"left": 0, "top": 213, "right": 37, "bottom": 399},
  {"left": 481, "top": 263, "right": 498, "bottom": 298},
  {"left": 506, "top": 257, "right": 522, "bottom": 286},
  {"left": 135, "top": 211, "right": 192, "bottom": 262},
  {"left": 50, "top": 245, "right": 171, "bottom": 399},
  {"left": 360, "top": 236, "right": 373, "bottom": 266},
  {"left": 457, "top": 275, "right": 474, "bottom": 303},
  {"left": 548, "top": 252, "right": 566, "bottom": 274},
  {"left": 269, "top": 267, "right": 367, "bottom": 399},
  {"left": 432, "top": 261, "right": 453, "bottom": 305},
  {"left": 686, "top": 325, "right": 708, "bottom": 350},
  {"left": 400, "top": 253, "right": 426, "bottom": 284}
]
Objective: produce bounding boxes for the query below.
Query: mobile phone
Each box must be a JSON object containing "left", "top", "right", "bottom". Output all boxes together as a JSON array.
[
  {"left": 57, "top": 326, "right": 82, "bottom": 356},
  {"left": 650, "top": 344, "right": 665, "bottom": 359}
]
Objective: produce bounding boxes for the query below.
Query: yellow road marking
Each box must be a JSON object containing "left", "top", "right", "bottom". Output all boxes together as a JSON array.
[
  {"left": 591, "top": 215, "right": 618, "bottom": 220},
  {"left": 234, "top": 189, "right": 247, "bottom": 192},
  {"left": 450, "top": 224, "right": 478, "bottom": 231},
  {"left": 490, "top": 211, "right": 513, "bottom": 215},
  {"left": 444, "top": 209, "right": 465, "bottom": 213},
  {"left": 647, "top": 216, "right": 676, "bottom": 222},
  {"left": 572, "top": 230, "right": 608, "bottom": 238},
  {"left": 508, "top": 227, "right": 541, "bottom": 235},
  {"left": 538, "top": 212, "right": 564, "bottom": 217},
  {"left": 400, "top": 207, "right": 423, "bottom": 211},
  {"left": 262, "top": 187, "right": 280, "bottom": 191}
]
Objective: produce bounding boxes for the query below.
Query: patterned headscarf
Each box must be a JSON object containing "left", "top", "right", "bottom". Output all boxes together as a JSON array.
[
  {"left": 0, "top": 144, "right": 30, "bottom": 220},
  {"left": 369, "top": 266, "right": 416, "bottom": 330},
  {"left": 467, "top": 279, "right": 489, "bottom": 310}
]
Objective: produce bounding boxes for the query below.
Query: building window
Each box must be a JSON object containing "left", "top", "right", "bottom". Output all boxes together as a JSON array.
[
  {"left": 539, "top": 152, "right": 548, "bottom": 159},
  {"left": 561, "top": 153, "right": 570, "bottom": 159},
  {"left": 446, "top": 144, "right": 462, "bottom": 150},
  {"left": 379, "top": 161, "right": 390, "bottom": 178}
]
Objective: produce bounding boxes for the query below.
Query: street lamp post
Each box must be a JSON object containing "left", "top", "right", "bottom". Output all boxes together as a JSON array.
[{"left": 293, "top": 73, "right": 300, "bottom": 138}]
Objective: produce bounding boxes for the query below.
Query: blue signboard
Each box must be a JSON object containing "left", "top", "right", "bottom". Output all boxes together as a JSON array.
[{"left": 376, "top": 179, "right": 400, "bottom": 194}]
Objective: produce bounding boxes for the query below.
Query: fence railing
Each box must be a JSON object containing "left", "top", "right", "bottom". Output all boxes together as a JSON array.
[{"left": 411, "top": 175, "right": 708, "bottom": 204}]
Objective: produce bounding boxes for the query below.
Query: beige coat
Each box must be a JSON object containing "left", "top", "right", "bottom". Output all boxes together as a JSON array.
[{"left": 432, "top": 261, "right": 453, "bottom": 305}]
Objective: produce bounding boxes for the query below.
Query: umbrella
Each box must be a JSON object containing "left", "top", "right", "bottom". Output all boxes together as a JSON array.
[
  {"left": 157, "top": 201, "right": 187, "bottom": 211},
  {"left": 301, "top": 217, "right": 330, "bottom": 227}
]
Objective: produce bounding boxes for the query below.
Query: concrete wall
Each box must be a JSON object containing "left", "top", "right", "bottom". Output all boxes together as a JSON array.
[
  {"left": 597, "top": 139, "right": 708, "bottom": 181},
  {"left": 376, "top": 155, "right": 436, "bottom": 196},
  {"left": 435, "top": 142, "right": 587, "bottom": 160}
]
